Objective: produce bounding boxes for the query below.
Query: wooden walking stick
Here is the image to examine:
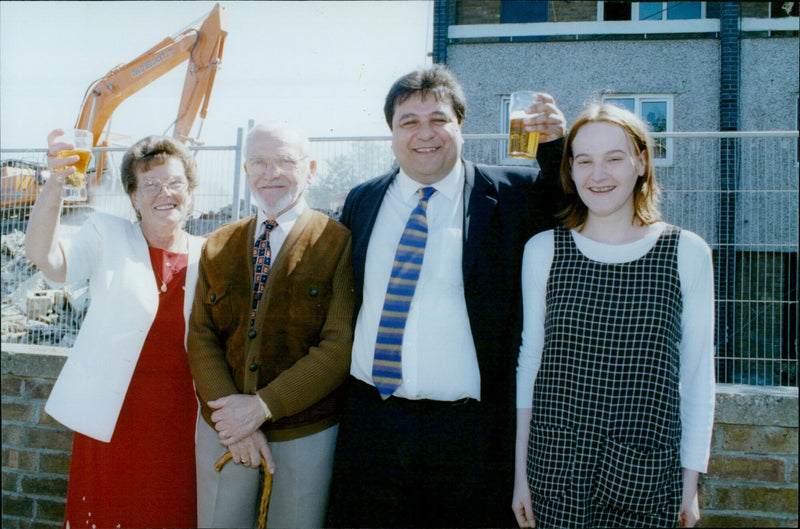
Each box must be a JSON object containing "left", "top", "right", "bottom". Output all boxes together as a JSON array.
[{"left": 214, "top": 451, "right": 274, "bottom": 529}]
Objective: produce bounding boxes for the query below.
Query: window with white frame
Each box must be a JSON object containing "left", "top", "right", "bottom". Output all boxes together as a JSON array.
[
  {"left": 602, "top": 94, "right": 674, "bottom": 165},
  {"left": 600, "top": 2, "right": 706, "bottom": 21}
]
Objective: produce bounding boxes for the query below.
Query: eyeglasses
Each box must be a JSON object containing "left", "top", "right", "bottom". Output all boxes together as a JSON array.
[
  {"left": 245, "top": 155, "right": 309, "bottom": 175},
  {"left": 138, "top": 178, "right": 189, "bottom": 197}
]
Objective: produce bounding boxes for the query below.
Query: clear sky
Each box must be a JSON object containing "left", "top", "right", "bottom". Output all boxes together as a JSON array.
[{"left": 0, "top": 1, "right": 433, "bottom": 149}]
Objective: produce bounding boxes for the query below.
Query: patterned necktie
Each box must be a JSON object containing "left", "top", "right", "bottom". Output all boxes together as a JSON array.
[
  {"left": 373, "top": 186, "right": 436, "bottom": 398},
  {"left": 250, "top": 220, "right": 277, "bottom": 328}
]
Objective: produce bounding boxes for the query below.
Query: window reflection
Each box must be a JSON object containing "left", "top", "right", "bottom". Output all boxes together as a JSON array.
[{"left": 666, "top": 1, "right": 702, "bottom": 20}]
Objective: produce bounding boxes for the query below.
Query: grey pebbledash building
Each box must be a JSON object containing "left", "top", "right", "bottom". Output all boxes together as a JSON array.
[{"left": 431, "top": 1, "right": 799, "bottom": 386}]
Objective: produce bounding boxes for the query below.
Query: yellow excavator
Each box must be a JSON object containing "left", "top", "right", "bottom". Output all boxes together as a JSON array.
[{"left": 1, "top": 3, "right": 228, "bottom": 211}]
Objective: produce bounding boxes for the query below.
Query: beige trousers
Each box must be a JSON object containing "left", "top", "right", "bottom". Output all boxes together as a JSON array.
[{"left": 195, "top": 415, "right": 337, "bottom": 528}]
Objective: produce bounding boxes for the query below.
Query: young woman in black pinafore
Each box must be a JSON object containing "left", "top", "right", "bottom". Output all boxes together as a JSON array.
[{"left": 512, "top": 104, "right": 715, "bottom": 529}]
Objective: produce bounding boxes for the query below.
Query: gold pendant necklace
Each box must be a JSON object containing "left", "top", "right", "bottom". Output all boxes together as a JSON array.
[
  {"left": 152, "top": 265, "right": 168, "bottom": 293},
  {"left": 147, "top": 231, "right": 187, "bottom": 294}
]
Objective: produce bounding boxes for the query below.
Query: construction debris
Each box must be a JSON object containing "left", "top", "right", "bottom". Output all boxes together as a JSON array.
[
  {"left": 1, "top": 229, "right": 87, "bottom": 346},
  {"left": 1, "top": 200, "right": 337, "bottom": 346}
]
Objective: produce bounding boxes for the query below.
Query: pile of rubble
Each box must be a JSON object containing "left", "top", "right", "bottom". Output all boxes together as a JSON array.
[
  {"left": 0, "top": 202, "right": 248, "bottom": 348},
  {"left": 1, "top": 230, "right": 88, "bottom": 347}
]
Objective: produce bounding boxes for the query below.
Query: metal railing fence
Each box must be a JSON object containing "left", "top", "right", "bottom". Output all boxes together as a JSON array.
[{"left": 2, "top": 131, "right": 797, "bottom": 387}]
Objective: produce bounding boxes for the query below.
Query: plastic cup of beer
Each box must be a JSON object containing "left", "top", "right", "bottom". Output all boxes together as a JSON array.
[
  {"left": 508, "top": 91, "right": 541, "bottom": 159},
  {"left": 58, "top": 129, "right": 93, "bottom": 202}
]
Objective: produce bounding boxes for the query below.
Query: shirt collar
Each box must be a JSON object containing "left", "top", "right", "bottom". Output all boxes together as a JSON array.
[
  {"left": 257, "top": 196, "right": 306, "bottom": 231},
  {"left": 396, "top": 158, "right": 464, "bottom": 203}
]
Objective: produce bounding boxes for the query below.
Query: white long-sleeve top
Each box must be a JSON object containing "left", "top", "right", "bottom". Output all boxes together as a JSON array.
[{"left": 516, "top": 222, "right": 716, "bottom": 473}]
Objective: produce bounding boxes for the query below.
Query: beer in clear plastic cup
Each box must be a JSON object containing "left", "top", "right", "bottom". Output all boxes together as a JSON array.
[
  {"left": 59, "top": 129, "right": 93, "bottom": 202},
  {"left": 508, "top": 91, "right": 540, "bottom": 159}
]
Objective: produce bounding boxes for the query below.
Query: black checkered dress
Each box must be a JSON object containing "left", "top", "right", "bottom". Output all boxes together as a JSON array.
[{"left": 527, "top": 225, "right": 683, "bottom": 528}]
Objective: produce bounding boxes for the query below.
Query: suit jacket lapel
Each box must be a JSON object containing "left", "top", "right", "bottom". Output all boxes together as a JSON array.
[
  {"left": 353, "top": 170, "right": 397, "bottom": 286},
  {"left": 462, "top": 161, "right": 497, "bottom": 281},
  {"left": 355, "top": 164, "right": 495, "bottom": 286}
]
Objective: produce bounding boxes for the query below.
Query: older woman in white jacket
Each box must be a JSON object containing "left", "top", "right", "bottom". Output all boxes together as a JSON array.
[{"left": 26, "top": 131, "right": 204, "bottom": 528}]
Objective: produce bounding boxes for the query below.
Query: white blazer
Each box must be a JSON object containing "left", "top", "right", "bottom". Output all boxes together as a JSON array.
[{"left": 44, "top": 212, "right": 204, "bottom": 442}]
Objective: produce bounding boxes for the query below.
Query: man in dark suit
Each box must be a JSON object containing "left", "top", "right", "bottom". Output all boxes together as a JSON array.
[{"left": 328, "top": 64, "right": 566, "bottom": 528}]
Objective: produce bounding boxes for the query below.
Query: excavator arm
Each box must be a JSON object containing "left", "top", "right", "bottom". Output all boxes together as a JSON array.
[
  {"left": 173, "top": 5, "right": 227, "bottom": 143},
  {"left": 76, "top": 3, "right": 227, "bottom": 185},
  {"left": 1, "top": 3, "right": 227, "bottom": 213}
]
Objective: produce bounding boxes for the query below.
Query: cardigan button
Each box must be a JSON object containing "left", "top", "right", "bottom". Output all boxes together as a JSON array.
[
  {"left": 249, "top": 363, "right": 258, "bottom": 372},
  {"left": 248, "top": 329, "right": 257, "bottom": 339},
  {"left": 309, "top": 287, "right": 319, "bottom": 297}
]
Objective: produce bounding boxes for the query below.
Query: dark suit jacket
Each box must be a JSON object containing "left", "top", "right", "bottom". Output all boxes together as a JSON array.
[{"left": 338, "top": 139, "right": 564, "bottom": 514}]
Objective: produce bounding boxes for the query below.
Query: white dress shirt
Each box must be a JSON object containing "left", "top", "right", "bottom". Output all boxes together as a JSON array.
[
  {"left": 351, "top": 160, "right": 481, "bottom": 401},
  {"left": 255, "top": 198, "right": 306, "bottom": 259},
  {"left": 516, "top": 223, "right": 716, "bottom": 473}
]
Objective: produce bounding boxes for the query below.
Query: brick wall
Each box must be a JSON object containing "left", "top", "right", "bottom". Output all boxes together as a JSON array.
[
  {"left": 433, "top": 0, "right": 456, "bottom": 64},
  {"left": 2, "top": 346, "right": 71, "bottom": 528},
  {"left": 741, "top": 2, "right": 770, "bottom": 18},
  {"left": 700, "top": 384, "right": 798, "bottom": 527},
  {"left": 453, "top": 0, "right": 597, "bottom": 25},
  {"left": 2, "top": 346, "right": 798, "bottom": 527},
  {"left": 456, "top": 0, "right": 500, "bottom": 25},
  {"left": 549, "top": 1, "right": 596, "bottom": 22}
]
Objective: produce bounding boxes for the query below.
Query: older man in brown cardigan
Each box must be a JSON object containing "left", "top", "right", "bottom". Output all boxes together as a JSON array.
[{"left": 187, "top": 121, "right": 354, "bottom": 528}]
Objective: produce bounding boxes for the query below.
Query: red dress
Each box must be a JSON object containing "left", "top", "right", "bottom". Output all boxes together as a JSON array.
[{"left": 63, "top": 248, "right": 197, "bottom": 529}]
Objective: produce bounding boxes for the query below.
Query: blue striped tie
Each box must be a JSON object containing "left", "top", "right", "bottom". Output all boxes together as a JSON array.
[{"left": 373, "top": 186, "right": 436, "bottom": 398}]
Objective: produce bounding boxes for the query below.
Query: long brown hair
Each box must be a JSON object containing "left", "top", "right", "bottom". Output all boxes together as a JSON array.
[{"left": 559, "top": 103, "right": 662, "bottom": 230}]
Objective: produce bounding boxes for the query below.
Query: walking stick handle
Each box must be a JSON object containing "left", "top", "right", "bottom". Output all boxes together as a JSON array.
[{"left": 213, "top": 451, "right": 273, "bottom": 529}]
